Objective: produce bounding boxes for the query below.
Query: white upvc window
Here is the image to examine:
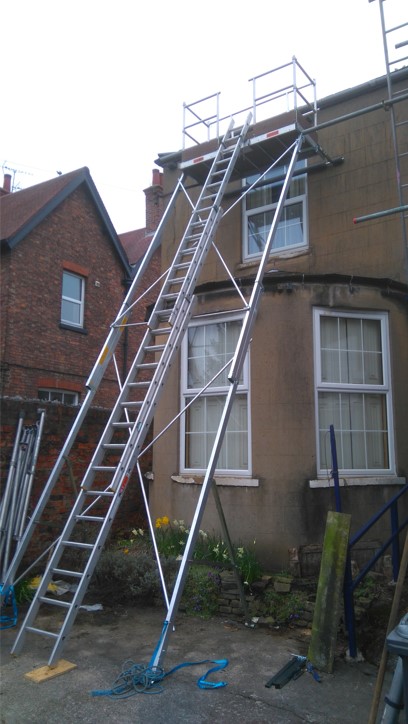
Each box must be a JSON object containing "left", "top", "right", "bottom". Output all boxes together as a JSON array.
[
  {"left": 313, "top": 309, "right": 395, "bottom": 476},
  {"left": 180, "top": 314, "right": 250, "bottom": 475},
  {"left": 243, "top": 161, "right": 308, "bottom": 260},
  {"left": 61, "top": 271, "right": 85, "bottom": 327},
  {"left": 38, "top": 388, "right": 79, "bottom": 405}
]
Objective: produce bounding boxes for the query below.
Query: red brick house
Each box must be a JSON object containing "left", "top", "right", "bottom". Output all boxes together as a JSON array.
[
  {"left": 0, "top": 167, "right": 166, "bottom": 565},
  {"left": 0, "top": 167, "right": 133, "bottom": 408}
]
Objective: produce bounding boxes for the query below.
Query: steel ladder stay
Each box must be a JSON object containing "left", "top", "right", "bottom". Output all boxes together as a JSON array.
[{"left": 11, "top": 113, "right": 253, "bottom": 666}]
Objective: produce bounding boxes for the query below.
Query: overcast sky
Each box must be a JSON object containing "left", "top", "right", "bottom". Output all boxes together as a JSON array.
[{"left": 2, "top": 0, "right": 406, "bottom": 234}]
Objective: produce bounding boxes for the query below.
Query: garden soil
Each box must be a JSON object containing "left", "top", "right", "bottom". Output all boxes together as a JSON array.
[{"left": 0, "top": 596, "right": 404, "bottom": 724}]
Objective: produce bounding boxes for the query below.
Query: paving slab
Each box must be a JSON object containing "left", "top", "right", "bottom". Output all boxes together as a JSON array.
[{"left": 0, "top": 605, "right": 396, "bottom": 723}]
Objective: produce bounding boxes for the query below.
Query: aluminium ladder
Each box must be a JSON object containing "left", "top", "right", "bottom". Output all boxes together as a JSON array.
[{"left": 10, "top": 113, "right": 253, "bottom": 666}]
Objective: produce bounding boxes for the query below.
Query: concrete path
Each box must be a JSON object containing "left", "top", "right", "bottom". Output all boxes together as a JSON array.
[{"left": 0, "top": 605, "right": 396, "bottom": 723}]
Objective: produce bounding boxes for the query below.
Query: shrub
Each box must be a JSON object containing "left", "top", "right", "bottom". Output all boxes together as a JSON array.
[
  {"left": 91, "top": 549, "right": 178, "bottom": 605},
  {"left": 182, "top": 565, "right": 222, "bottom": 618},
  {"left": 262, "top": 588, "right": 308, "bottom": 624}
]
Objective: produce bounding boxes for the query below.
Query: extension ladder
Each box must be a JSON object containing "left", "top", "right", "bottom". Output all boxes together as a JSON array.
[{"left": 10, "top": 114, "right": 253, "bottom": 666}]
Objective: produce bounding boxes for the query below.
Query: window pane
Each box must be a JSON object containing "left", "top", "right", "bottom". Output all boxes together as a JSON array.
[
  {"left": 61, "top": 299, "right": 81, "bottom": 325},
  {"left": 320, "top": 316, "right": 384, "bottom": 386},
  {"left": 187, "top": 320, "right": 242, "bottom": 389},
  {"left": 185, "top": 395, "right": 248, "bottom": 470},
  {"left": 318, "top": 391, "right": 388, "bottom": 470},
  {"left": 62, "top": 273, "right": 82, "bottom": 301}
]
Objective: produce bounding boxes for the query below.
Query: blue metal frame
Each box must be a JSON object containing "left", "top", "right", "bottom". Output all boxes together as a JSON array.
[
  {"left": 329, "top": 426, "right": 408, "bottom": 658},
  {"left": 344, "top": 484, "right": 408, "bottom": 657}
]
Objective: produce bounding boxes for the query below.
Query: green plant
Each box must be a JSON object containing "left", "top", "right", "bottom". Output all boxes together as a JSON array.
[
  {"left": 182, "top": 565, "right": 222, "bottom": 618},
  {"left": 91, "top": 549, "right": 178, "bottom": 605},
  {"left": 263, "top": 588, "right": 308, "bottom": 624},
  {"left": 153, "top": 517, "right": 262, "bottom": 585},
  {"left": 13, "top": 578, "right": 36, "bottom": 605}
]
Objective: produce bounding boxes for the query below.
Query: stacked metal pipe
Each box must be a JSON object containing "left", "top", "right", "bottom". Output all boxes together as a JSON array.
[{"left": 0, "top": 410, "right": 45, "bottom": 580}]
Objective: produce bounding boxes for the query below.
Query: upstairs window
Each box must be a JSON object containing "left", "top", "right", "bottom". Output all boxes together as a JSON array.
[
  {"left": 243, "top": 161, "right": 307, "bottom": 260},
  {"left": 61, "top": 271, "right": 85, "bottom": 328},
  {"left": 314, "top": 309, "right": 394, "bottom": 475},
  {"left": 180, "top": 314, "right": 250, "bottom": 475}
]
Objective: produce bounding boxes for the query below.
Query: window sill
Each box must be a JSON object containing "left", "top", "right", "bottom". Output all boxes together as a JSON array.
[
  {"left": 238, "top": 247, "right": 310, "bottom": 271},
  {"left": 59, "top": 323, "right": 88, "bottom": 335},
  {"left": 171, "top": 474, "right": 259, "bottom": 487},
  {"left": 309, "top": 476, "right": 406, "bottom": 489}
]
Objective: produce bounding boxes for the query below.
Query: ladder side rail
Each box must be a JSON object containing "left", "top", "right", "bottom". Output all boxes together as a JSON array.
[
  {"left": 10, "top": 112, "right": 252, "bottom": 656},
  {"left": 103, "top": 295, "right": 198, "bottom": 494},
  {"left": 12, "top": 296, "right": 199, "bottom": 661},
  {"left": 0, "top": 181, "right": 184, "bottom": 597},
  {"left": 150, "top": 137, "right": 304, "bottom": 669},
  {"left": 229, "top": 136, "right": 303, "bottom": 382},
  {"left": 167, "top": 115, "right": 252, "bottom": 327},
  {"left": 0, "top": 414, "right": 24, "bottom": 549},
  {"left": 87, "top": 174, "right": 185, "bottom": 390},
  {"left": 16, "top": 411, "right": 46, "bottom": 540},
  {"left": 150, "top": 379, "right": 240, "bottom": 669},
  {"left": 377, "top": 0, "right": 408, "bottom": 270}
]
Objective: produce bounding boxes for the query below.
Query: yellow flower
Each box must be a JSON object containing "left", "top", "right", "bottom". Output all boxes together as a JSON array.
[
  {"left": 161, "top": 516, "right": 170, "bottom": 526},
  {"left": 155, "top": 518, "right": 162, "bottom": 528},
  {"left": 123, "top": 548, "right": 129, "bottom": 554}
]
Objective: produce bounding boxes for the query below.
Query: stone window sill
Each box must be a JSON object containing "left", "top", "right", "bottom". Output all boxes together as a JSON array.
[
  {"left": 309, "top": 476, "right": 406, "bottom": 489},
  {"left": 171, "top": 474, "right": 259, "bottom": 487}
]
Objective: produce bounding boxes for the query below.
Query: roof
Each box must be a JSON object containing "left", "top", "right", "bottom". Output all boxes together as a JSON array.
[
  {"left": 0, "top": 166, "right": 132, "bottom": 274},
  {"left": 119, "top": 228, "right": 155, "bottom": 267}
]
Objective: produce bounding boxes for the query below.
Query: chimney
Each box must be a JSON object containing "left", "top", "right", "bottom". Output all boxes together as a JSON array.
[
  {"left": 1, "top": 173, "right": 12, "bottom": 195},
  {"left": 144, "top": 169, "right": 164, "bottom": 233}
]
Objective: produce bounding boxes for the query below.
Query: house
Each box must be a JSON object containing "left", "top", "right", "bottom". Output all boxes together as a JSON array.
[
  {"left": 147, "top": 64, "right": 408, "bottom": 571},
  {"left": 0, "top": 166, "right": 164, "bottom": 560},
  {"left": 0, "top": 166, "right": 132, "bottom": 408}
]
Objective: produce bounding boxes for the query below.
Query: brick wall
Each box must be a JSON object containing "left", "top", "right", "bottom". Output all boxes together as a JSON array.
[
  {"left": 0, "top": 186, "right": 132, "bottom": 408},
  {"left": 0, "top": 398, "right": 151, "bottom": 575}
]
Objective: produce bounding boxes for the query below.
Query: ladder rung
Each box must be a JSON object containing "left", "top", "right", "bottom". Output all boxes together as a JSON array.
[
  {"left": 161, "top": 293, "right": 178, "bottom": 301},
  {"left": 83, "top": 489, "right": 114, "bottom": 497},
  {"left": 138, "top": 362, "right": 158, "bottom": 370},
  {"left": 128, "top": 381, "right": 150, "bottom": 388},
  {"left": 39, "top": 596, "right": 71, "bottom": 608},
  {"left": 112, "top": 421, "right": 134, "bottom": 428},
  {"left": 103, "top": 443, "right": 126, "bottom": 449},
  {"left": 76, "top": 514, "right": 105, "bottom": 522},
  {"left": 149, "top": 327, "right": 172, "bottom": 336},
  {"left": 26, "top": 626, "right": 58, "bottom": 639},
  {"left": 144, "top": 344, "right": 165, "bottom": 353},
  {"left": 62, "top": 540, "right": 94, "bottom": 549},
  {"left": 120, "top": 401, "right": 142, "bottom": 408},
  {"left": 92, "top": 465, "right": 116, "bottom": 472},
  {"left": 52, "top": 568, "right": 83, "bottom": 577}
]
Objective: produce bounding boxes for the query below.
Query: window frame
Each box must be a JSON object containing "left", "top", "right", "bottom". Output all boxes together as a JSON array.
[
  {"left": 61, "top": 271, "right": 85, "bottom": 328},
  {"left": 180, "top": 312, "right": 251, "bottom": 476},
  {"left": 38, "top": 388, "right": 79, "bottom": 405},
  {"left": 313, "top": 308, "right": 395, "bottom": 477},
  {"left": 242, "top": 161, "right": 308, "bottom": 261}
]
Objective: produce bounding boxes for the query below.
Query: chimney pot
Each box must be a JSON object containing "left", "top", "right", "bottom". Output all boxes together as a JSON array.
[
  {"left": 3, "top": 173, "right": 11, "bottom": 193},
  {"left": 152, "top": 169, "right": 161, "bottom": 187}
]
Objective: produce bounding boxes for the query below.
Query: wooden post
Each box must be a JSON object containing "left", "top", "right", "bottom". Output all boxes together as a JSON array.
[{"left": 308, "top": 510, "right": 351, "bottom": 673}]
